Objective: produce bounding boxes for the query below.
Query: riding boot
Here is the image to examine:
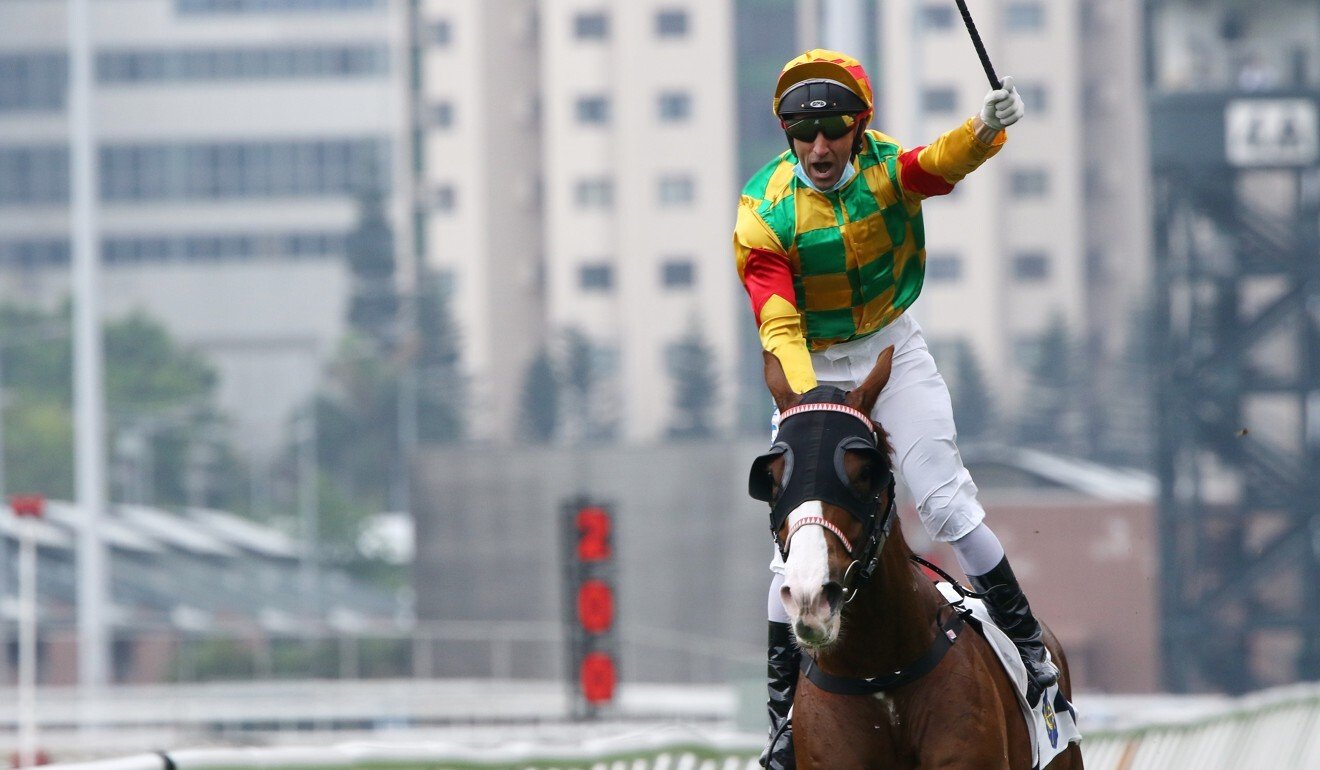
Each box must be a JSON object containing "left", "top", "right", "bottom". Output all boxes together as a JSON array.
[
  {"left": 759, "top": 621, "right": 798, "bottom": 770},
  {"left": 968, "top": 555, "right": 1060, "bottom": 699}
]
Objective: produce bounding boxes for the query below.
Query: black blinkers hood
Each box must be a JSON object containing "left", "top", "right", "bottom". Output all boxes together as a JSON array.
[{"left": 749, "top": 387, "right": 886, "bottom": 533}]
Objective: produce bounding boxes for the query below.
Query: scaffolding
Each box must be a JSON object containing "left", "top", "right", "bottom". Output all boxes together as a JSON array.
[{"left": 1151, "top": 89, "right": 1320, "bottom": 692}]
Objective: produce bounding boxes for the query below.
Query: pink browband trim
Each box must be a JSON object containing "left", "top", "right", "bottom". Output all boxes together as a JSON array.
[
  {"left": 787, "top": 515, "right": 854, "bottom": 555},
  {"left": 779, "top": 402, "right": 874, "bottom": 432}
]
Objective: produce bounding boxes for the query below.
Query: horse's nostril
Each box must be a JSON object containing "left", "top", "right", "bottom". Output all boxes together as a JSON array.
[{"left": 823, "top": 582, "right": 844, "bottom": 613}]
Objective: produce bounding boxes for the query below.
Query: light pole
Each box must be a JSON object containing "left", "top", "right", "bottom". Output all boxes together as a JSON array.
[
  {"left": 68, "top": 0, "right": 111, "bottom": 688},
  {"left": 13, "top": 494, "right": 45, "bottom": 769}
]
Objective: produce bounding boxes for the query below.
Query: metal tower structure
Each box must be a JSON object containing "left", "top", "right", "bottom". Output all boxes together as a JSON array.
[{"left": 1151, "top": 91, "right": 1320, "bottom": 693}]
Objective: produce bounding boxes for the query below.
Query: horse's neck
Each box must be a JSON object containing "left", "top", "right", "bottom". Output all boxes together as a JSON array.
[{"left": 819, "top": 524, "right": 943, "bottom": 678}]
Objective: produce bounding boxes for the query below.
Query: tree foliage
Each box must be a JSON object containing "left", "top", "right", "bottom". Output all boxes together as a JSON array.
[
  {"left": 667, "top": 325, "right": 718, "bottom": 439},
  {"left": 520, "top": 350, "right": 560, "bottom": 444},
  {"left": 950, "top": 342, "right": 995, "bottom": 442},
  {"left": 0, "top": 304, "right": 234, "bottom": 506}
]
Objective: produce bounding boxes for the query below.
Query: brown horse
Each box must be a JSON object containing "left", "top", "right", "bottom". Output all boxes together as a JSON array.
[{"left": 751, "top": 348, "right": 1083, "bottom": 769}]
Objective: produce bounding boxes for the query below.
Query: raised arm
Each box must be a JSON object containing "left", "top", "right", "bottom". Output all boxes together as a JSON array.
[{"left": 894, "top": 76, "right": 1023, "bottom": 199}]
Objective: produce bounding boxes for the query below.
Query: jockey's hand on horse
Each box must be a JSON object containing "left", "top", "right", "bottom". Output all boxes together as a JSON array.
[{"left": 979, "top": 75, "right": 1024, "bottom": 130}]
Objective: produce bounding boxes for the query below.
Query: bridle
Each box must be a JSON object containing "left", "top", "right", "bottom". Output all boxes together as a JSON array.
[{"left": 750, "top": 398, "right": 898, "bottom": 604}]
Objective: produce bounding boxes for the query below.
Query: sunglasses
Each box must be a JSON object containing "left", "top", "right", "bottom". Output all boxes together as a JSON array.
[{"left": 783, "top": 114, "right": 857, "bottom": 142}]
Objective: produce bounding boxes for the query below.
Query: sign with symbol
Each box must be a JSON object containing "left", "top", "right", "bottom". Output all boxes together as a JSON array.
[{"left": 1225, "top": 99, "right": 1319, "bottom": 167}]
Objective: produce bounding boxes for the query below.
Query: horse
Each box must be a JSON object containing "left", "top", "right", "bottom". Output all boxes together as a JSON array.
[{"left": 748, "top": 347, "right": 1083, "bottom": 769}]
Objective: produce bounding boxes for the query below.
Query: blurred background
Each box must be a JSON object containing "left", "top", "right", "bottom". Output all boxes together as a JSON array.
[{"left": 0, "top": 0, "right": 1318, "bottom": 765}]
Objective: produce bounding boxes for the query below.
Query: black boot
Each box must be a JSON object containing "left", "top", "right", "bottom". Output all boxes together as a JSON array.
[
  {"left": 968, "top": 555, "right": 1059, "bottom": 701},
  {"left": 759, "top": 621, "right": 798, "bottom": 770}
]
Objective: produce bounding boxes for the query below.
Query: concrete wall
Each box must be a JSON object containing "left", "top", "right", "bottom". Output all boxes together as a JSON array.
[{"left": 413, "top": 440, "right": 1162, "bottom": 691}]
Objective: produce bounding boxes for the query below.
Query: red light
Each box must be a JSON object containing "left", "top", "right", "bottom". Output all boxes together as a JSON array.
[
  {"left": 577, "top": 579, "right": 614, "bottom": 634},
  {"left": 580, "top": 652, "right": 616, "bottom": 704},
  {"left": 576, "top": 507, "right": 611, "bottom": 562},
  {"left": 10, "top": 495, "right": 44, "bottom": 518}
]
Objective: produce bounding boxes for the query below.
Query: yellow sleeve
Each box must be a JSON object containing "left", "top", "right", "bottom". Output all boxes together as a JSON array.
[
  {"left": 733, "top": 199, "right": 817, "bottom": 393},
  {"left": 914, "top": 117, "right": 1006, "bottom": 187}
]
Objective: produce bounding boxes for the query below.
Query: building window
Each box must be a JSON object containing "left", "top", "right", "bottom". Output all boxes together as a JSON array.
[
  {"left": 97, "top": 45, "right": 391, "bottom": 83},
  {"left": 1016, "top": 82, "right": 1046, "bottom": 114},
  {"left": 1009, "top": 169, "right": 1049, "bottom": 198},
  {"left": 574, "top": 11, "right": 608, "bottom": 39},
  {"left": 177, "top": 0, "right": 381, "bottom": 11},
  {"left": 575, "top": 178, "right": 613, "bottom": 208},
  {"left": 658, "top": 91, "right": 691, "bottom": 122},
  {"left": 576, "top": 95, "right": 610, "bottom": 124},
  {"left": 95, "top": 137, "right": 390, "bottom": 203},
  {"left": 0, "top": 146, "right": 70, "bottom": 205},
  {"left": 926, "top": 252, "right": 961, "bottom": 282},
  {"left": 921, "top": 87, "right": 958, "bottom": 113},
  {"left": 656, "top": 9, "right": 689, "bottom": 38},
  {"left": 661, "top": 259, "right": 694, "bottom": 288},
  {"left": 426, "top": 19, "right": 452, "bottom": 46},
  {"left": 0, "top": 53, "right": 68, "bottom": 113},
  {"left": 658, "top": 175, "right": 695, "bottom": 205},
  {"left": 1013, "top": 251, "right": 1050, "bottom": 281},
  {"left": 580, "top": 263, "right": 614, "bottom": 291},
  {"left": 430, "top": 184, "right": 457, "bottom": 212},
  {"left": 1005, "top": 2, "right": 1044, "bottom": 31},
  {"left": 920, "top": 6, "right": 954, "bottom": 30},
  {"left": 429, "top": 101, "right": 454, "bottom": 128}
]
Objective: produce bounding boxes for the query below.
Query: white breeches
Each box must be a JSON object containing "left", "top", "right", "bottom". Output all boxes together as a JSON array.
[{"left": 767, "top": 313, "right": 986, "bottom": 577}]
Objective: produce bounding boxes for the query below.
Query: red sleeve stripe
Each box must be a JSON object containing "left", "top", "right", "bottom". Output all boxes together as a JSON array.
[
  {"left": 898, "top": 146, "right": 954, "bottom": 197},
  {"left": 743, "top": 248, "right": 797, "bottom": 321}
]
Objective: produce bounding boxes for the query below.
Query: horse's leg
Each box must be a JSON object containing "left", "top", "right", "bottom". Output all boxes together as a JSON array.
[
  {"left": 792, "top": 683, "right": 908, "bottom": 770},
  {"left": 906, "top": 642, "right": 1030, "bottom": 769}
]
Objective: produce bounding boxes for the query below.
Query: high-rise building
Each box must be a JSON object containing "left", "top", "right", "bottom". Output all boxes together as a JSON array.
[
  {"left": 0, "top": 0, "right": 413, "bottom": 461},
  {"left": 418, "top": 1, "right": 741, "bottom": 442}
]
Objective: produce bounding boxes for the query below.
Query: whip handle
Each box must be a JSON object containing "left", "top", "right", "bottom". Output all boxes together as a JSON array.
[{"left": 953, "top": 0, "right": 1001, "bottom": 90}]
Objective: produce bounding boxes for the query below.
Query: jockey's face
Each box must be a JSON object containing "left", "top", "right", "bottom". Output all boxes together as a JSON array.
[{"left": 792, "top": 125, "right": 857, "bottom": 190}]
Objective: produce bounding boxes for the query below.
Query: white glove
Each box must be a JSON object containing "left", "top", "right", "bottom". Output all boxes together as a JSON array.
[{"left": 979, "top": 75, "right": 1024, "bottom": 130}]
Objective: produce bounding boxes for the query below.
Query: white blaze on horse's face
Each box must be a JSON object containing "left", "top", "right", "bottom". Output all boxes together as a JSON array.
[{"left": 780, "top": 501, "right": 843, "bottom": 648}]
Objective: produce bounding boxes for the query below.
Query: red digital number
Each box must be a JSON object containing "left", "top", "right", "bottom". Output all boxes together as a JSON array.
[
  {"left": 576, "top": 507, "right": 611, "bottom": 562},
  {"left": 577, "top": 579, "right": 614, "bottom": 634},
  {"left": 580, "top": 651, "right": 616, "bottom": 704}
]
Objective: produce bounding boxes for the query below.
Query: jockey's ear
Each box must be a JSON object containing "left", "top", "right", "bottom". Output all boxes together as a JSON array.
[
  {"left": 846, "top": 345, "right": 894, "bottom": 416},
  {"left": 762, "top": 350, "right": 801, "bottom": 412}
]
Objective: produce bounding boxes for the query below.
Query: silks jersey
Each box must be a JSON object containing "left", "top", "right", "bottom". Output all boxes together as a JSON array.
[{"left": 734, "top": 121, "right": 1005, "bottom": 394}]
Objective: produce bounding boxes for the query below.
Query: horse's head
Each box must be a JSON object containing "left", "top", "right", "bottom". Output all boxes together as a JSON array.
[{"left": 749, "top": 348, "right": 895, "bottom": 650}]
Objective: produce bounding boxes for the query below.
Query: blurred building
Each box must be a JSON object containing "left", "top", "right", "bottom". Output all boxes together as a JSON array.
[
  {"left": 417, "top": 1, "right": 742, "bottom": 442},
  {"left": 0, "top": 500, "right": 400, "bottom": 685},
  {"left": 0, "top": 0, "right": 413, "bottom": 462},
  {"left": 869, "top": 0, "right": 1150, "bottom": 429}
]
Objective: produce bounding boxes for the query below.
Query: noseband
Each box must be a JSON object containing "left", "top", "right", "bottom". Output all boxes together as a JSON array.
[{"left": 749, "top": 394, "right": 898, "bottom": 602}]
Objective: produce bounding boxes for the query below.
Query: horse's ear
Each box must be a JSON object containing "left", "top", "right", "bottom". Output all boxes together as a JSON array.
[
  {"left": 846, "top": 345, "right": 894, "bottom": 416},
  {"left": 763, "top": 351, "right": 801, "bottom": 412}
]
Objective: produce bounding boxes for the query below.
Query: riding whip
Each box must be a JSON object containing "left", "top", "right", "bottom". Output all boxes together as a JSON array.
[{"left": 952, "top": 0, "right": 1001, "bottom": 90}]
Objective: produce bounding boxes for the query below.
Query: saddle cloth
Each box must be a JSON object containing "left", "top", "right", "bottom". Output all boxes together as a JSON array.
[{"left": 936, "top": 583, "right": 1082, "bottom": 769}]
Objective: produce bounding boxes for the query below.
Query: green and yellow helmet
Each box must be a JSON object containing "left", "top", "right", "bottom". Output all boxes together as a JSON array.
[{"left": 773, "top": 49, "right": 874, "bottom": 156}]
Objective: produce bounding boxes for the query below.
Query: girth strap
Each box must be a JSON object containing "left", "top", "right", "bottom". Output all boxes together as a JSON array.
[{"left": 800, "top": 607, "right": 970, "bottom": 695}]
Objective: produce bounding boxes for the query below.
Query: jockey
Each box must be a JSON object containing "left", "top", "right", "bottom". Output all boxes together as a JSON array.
[{"left": 734, "top": 49, "right": 1056, "bottom": 769}]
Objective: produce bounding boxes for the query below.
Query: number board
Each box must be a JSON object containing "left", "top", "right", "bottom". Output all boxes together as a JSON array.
[{"left": 561, "top": 500, "right": 617, "bottom": 716}]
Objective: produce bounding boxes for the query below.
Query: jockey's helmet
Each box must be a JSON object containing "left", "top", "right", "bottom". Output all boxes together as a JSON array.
[{"left": 773, "top": 49, "right": 874, "bottom": 157}]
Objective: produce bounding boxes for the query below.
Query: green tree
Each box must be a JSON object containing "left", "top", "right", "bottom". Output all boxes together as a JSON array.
[
  {"left": 520, "top": 350, "right": 560, "bottom": 444},
  {"left": 0, "top": 304, "right": 235, "bottom": 507},
  {"left": 950, "top": 342, "right": 995, "bottom": 442},
  {"left": 1015, "top": 317, "right": 1084, "bottom": 453},
  {"left": 346, "top": 190, "right": 399, "bottom": 349},
  {"left": 415, "top": 269, "right": 464, "bottom": 443},
  {"left": 667, "top": 325, "right": 719, "bottom": 439}
]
